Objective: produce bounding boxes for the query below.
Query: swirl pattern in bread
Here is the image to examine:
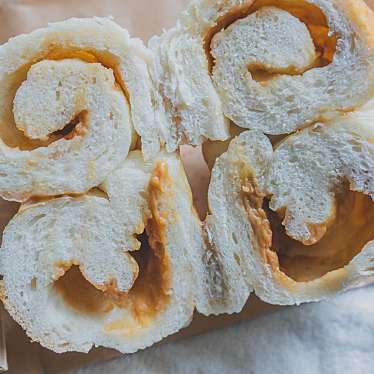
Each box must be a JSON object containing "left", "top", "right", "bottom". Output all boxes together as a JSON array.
[
  {"left": 0, "top": 17, "right": 160, "bottom": 202},
  {"left": 150, "top": 0, "right": 374, "bottom": 148},
  {"left": 0, "top": 150, "right": 220, "bottom": 353},
  {"left": 205, "top": 101, "right": 374, "bottom": 306}
]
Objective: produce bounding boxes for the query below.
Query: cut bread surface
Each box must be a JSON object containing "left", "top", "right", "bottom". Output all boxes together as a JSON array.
[
  {"left": 205, "top": 102, "right": 374, "bottom": 305},
  {"left": 0, "top": 17, "right": 161, "bottom": 202},
  {"left": 0, "top": 1, "right": 374, "bottom": 355},
  {"left": 0, "top": 15, "right": 252, "bottom": 354},
  {"left": 150, "top": 0, "right": 374, "bottom": 148},
  {"left": 159, "top": 0, "right": 374, "bottom": 307},
  {"left": 0, "top": 150, "right": 224, "bottom": 353}
]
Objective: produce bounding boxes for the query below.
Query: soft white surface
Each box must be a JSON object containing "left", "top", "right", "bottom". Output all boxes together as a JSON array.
[{"left": 73, "top": 285, "right": 374, "bottom": 374}]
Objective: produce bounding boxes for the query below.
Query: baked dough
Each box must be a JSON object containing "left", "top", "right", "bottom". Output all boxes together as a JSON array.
[
  {"left": 150, "top": 0, "right": 374, "bottom": 149},
  {"left": 1, "top": 2, "right": 374, "bottom": 354},
  {"left": 0, "top": 17, "right": 160, "bottom": 202},
  {"left": 205, "top": 101, "right": 374, "bottom": 306},
  {"left": 0, "top": 150, "right": 222, "bottom": 353}
]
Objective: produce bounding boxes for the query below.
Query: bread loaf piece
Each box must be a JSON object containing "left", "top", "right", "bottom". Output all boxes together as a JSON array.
[
  {"left": 0, "top": 17, "right": 161, "bottom": 202},
  {"left": 1, "top": 1, "right": 374, "bottom": 354},
  {"left": 205, "top": 101, "right": 374, "bottom": 306},
  {"left": 150, "top": 0, "right": 374, "bottom": 148},
  {"left": 0, "top": 150, "right": 229, "bottom": 353}
]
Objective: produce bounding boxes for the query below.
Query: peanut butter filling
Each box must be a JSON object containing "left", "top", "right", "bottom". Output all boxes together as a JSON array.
[
  {"left": 204, "top": 0, "right": 337, "bottom": 74},
  {"left": 54, "top": 162, "right": 172, "bottom": 330},
  {"left": 1, "top": 47, "right": 130, "bottom": 151},
  {"left": 53, "top": 264, "right": 118, "bottom": 316},
  {"left": 241, "top": 170, "right": 374, "bottom": 284},
  {"left": 270, "top": 190, "right": 374, "bottom": 283}
]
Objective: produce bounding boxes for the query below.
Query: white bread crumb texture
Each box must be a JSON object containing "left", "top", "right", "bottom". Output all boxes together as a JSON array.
[
  {"left": 0, "top": 150, "right": 215, "bottom": 353},
  {"left": 1, "top": 0, "right": 374, "bottom": 355},
  {"left": 148, "top": 0, "right": 374, "bottom": 306},
  {"left": 0, "top": 17, "right": 163, "bottom": 202},
  {"left": 150, "top": 0, "right": 374, "bottom": 148},
  {"left": 0, "top": 15, "right": 236, "bottom": 355}
]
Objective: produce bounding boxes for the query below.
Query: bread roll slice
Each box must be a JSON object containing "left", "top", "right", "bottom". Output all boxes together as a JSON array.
[
  {"left": 150, "top": 0, "right": 374, "bottom": 149},
  {"left": 149, "top": 27, "right": 230, "bottom": 151},
  {"left": 205, "top": 100, "right": 374, "bottom": 306},
  {"left": 0, "top": 17, "right": 161, "bottom": 202},
  {"left": 0, "top": 150, "right": 224, "bottom": 353}
]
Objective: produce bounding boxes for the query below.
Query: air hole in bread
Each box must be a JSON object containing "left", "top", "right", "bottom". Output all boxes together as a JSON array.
[
  {"left": 30, "top": 277, "right": 37, "bottom": 290},
  {"left": 0, "top": 47, "right": 130, "bottom": 151},
  {"left": 28, "top": 213, "right": 46, "bottom": 227},
  {"left": 263, "top": 189, "right": 374, "bottom": 282},
  {"left": 53, "top": 227, "right": 171, "bottom": 327},
  {"left": 50, "top": 110, "right": 88, "bottom": 140},
  {"left": 204, "top": 0, "right": 337, "bottom": 75}
]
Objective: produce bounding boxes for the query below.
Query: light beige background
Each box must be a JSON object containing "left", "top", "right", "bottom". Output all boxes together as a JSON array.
[{"left": 0, "top": 0, "right": 189, "bottom": 43}]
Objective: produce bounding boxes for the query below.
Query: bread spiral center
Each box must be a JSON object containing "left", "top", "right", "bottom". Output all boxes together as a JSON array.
[
  {"left": 212, "top": 7, "right": 317, "bottom": 84},
  {"left": 199, "top": 0, "right": 370, "bottom": 136},
  {"left": 54, "top": 228, "right": 170, "bottom": 323},
  {"left": 52, "top": 161, "right": 173, "bottom": 325},
  {"left": 0, "top": 44, "right": 134, "bottom": 200},
  {"left": 246, "top": 183, "right": 374, "bottom": 284},
  {"left": 12, "top": 58, "right": 128, "bottom": 144},
  {"left": 206, "top": 0, "right": 336, "bottom": 72},
  {"left": 206, "top": 113, "right": 374, "bottom": 305}
]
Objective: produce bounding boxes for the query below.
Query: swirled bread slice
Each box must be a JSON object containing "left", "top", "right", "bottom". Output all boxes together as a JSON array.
[
  {"left": 0, "top": 17, "right": 161, "bottom": 202},
  {"left": 0, "top": 150, "right": 227, "bottom": 353},
  {"left": 205, "top": 101, "right": 374, "bottom": 306},
  {"left": 150, "top": 0, "right": 374, "bottom": 148}
]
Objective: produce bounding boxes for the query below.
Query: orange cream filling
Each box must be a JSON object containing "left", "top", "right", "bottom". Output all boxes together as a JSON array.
[
  {"left": 240, "top": 169, "right": 374, "bottom": 285},
  {"left": 54, "top": 162, "right": 172, "bottom": 331}
]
